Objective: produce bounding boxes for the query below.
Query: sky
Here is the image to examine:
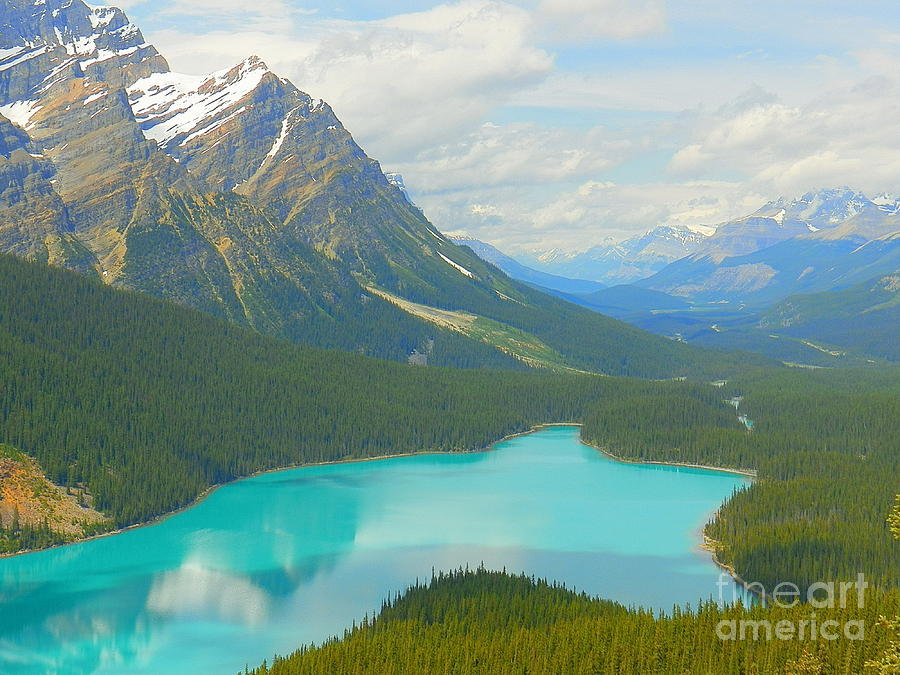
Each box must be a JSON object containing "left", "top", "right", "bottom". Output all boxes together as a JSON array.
[{"left": 99, "top": 0, "right": 900, "bottom": 255}]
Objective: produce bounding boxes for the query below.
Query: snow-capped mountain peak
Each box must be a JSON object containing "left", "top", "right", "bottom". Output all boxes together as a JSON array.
[
  {"left": 125, "top": 51, "right": 341, "bottom": 193},
  {"left": 127, "top": 57, "right": 275, "bottom": 148},
  {"left": 794, "top": 187, "right": 872, "bottom": 224},
  {"left": 0, "top": 0, "right": 166, "bottom": 130},
  {"left": 644, "top": 223, "right": 713, "bottom": 245},
  {"left": 872, "top": 193, "right": 900, "bottom": 214},
  {"left": 535, "top": 248, "right": 572, "bottom": 265},
  {"left": 523, "top": 224, "right": 711, "bottom": 284},
  {"left": 746, "top": 188, "right": 878, "bottom": 236}
]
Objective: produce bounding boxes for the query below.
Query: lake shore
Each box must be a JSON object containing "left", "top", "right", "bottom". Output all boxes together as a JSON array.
[
  {"left": 0, "top": 422, "right": 574, "bottom": 559},
  {"left": 0, "top": 422, "right": 754, "bottom": 573},
  {"left": 579, "top": 438, "right": 757, "bottom": 478},
  {"left": 701, "top": 534, "right": 766, "bottom": 601}
]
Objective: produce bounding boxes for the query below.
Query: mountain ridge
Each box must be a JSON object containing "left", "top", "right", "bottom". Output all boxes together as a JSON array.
[{"left": 524, "top": 223, "right": 711, "bottom": 285}]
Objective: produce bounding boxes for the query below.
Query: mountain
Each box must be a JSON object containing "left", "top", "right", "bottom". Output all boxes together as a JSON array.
[
  {"left": 445, "top": 232, "right": 691, "bottom": 320},
  {"left": 384, "top": 172, "right": 417, "bottom": 206},
  {"left": 695, "top": 188, "right": 887, "bottom": 261},
  {"left": 0, "top": 114, "right": 95, "bottom": 271},
  {"left": 0, "top": 0, "right": 768, "bottom": 379},
  {"left": 0, "top": 4, "right": 499, "bottom": 365},
  {"left": 447, "top": 235, "right": 606, "bottom": 295},
  {"left": 652, "top": 272, "right": 900, "bottom": 368},
  {"left": 638, "top": 189, "right": 900, "bottom": 305},
  {"left": 751, "top": 270, "right": 900, "bottom": 361},
  {"left": 528, "top": 224, "right": 712, "bottom": 285},
  {"left": 628, "top": 266, "right": 900, "bottom": 366},
  {"left": 571, "top": 285, "right": 690, "bottom": 319}
]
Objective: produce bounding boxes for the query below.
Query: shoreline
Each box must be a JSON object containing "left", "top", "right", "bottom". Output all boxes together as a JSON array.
[
  {"left": 0, "top": 419, "right": 756, "bottom": 599},
  {"left": 701, "top": 534, "right": 767, "bottom": 601},
  {"left": 0, "top": 422, "right": 577, "bottom": 560},
  {"left": 578, "top": 437, "right": 757, "bottom": 478}
]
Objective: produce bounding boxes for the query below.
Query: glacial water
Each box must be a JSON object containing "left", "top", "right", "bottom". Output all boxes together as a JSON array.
[{"left": 0, "top": 426, "right": 749, "bottom": 674}]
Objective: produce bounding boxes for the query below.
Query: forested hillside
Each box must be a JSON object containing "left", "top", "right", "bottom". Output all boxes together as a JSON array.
[
  {"left": 2, "top": 254, "right": 898, "bottom": 642},
  {"left": 244, "top": 567, "right": 900, "bottom": 675},
  {"left": 3, "top": 248, "right": 900, "bottom": 675}
]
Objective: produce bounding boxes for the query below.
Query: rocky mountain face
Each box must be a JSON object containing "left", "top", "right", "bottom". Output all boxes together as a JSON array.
[
  {"left": 0, "top": 0, "right": 168, "bottom": 274},
  {"left": 527, "top": 224, "right": 711, "bottom": 285},
  {"left": 0, "top": 114, "right": 93, "bottom": 269},
  {"left": 124, "top": 49, "right": 504, "bottom": 309},
  {"left": 0, "top": 0, "right": 486, "bottom": 363},
  {"left": 384, "top": 172, "right": 416, "bottom": 205},
  {"left": 0, "top": 0, "right": 516, "bottom": 304}
]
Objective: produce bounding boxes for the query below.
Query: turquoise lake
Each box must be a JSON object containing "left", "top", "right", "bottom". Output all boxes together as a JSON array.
[{"left": 0, "top": 426, "right": 749, "bottom": 674}]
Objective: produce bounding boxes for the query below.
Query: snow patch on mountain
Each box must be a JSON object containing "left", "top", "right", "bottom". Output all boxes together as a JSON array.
[
  {"left": 82, "top": 90, "right": 107, "bottom": 106},
  {"left": 265, "top": 108, "right": 299, "bottom": 160},
  {"left": 86, "top": 6, "right": 118, "bottom": 30},
  {"left": 0, "top": 99, "right": 42, "bottom": 129},
  {"left": 438, "top": 252, "right": 475, "bottom": 279},
  {"left": 872, "top": 193, "right": 900, "bottom": 214},
  {"left": 79, "top": 43, "right": 146, "bottom": 68},
  {"left": 128, "top": 57, "right": 270, "bottom": 147},
  {"left": 685, "top": 223, "right": 717, "bottom": 236},
  {"left": 0, "top": 45, "right": 50, "bottom": 71}
]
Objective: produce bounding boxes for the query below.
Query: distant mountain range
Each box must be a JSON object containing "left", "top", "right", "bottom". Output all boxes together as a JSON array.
[
  {"left": 637, "top": 189, "right": 900, "bottom": 305},
  {"left": 524, "top": 224, "right": 713, "bottom": 285},
  {"left": 447, "top": 235, "right": 606, "bottom": 295},
  {"left": 0, "top": 0, "right": 753, "bottom": 379},
  {"left": 462, "top": 188, "right": 899, "bottom": 308},
  {"left": 457, "top": 188, "right": 899, "bottom": 366},
  {"left": 628, "top": 270, "right": 900, "bottom": 366}
]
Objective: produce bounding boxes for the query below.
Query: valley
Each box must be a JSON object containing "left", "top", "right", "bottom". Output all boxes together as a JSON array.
[{"left": 465, "top": 190, "right": 900, "bottom": 368}]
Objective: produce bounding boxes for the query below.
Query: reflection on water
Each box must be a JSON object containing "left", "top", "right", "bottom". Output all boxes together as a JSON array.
[
  {"left": 147, "top": 560, "right": 272, "bottom": 625},
  {"left": 0, "top": 426, "right": 749, "bottom": 674}
]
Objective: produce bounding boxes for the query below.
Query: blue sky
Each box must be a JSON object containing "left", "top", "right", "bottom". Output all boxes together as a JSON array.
[{"left": 108, "top": 0, "right": 900, "bottom": 253}]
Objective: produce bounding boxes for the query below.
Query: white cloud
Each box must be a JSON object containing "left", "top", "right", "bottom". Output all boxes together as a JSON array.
[
  {"left": 667, "top": 71, "right": 900, "bottom": 196},
  {"left": 393, "top": 121, "right": 634, "bottom": 192},
  {"left": 535, "top": 0, "right": 666, "bottom": 41},
  {"left": 160, "top": 0, "right": 296, "bottom": 15},
  {"left": 95, "top": 0, "right": 316, "bottom": 17},
  {"left": 90, "top": 0, "right": 148, "bottom": 7},
  {"left": 415, "top": 177, "right": 768, "bottom": 254}
]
